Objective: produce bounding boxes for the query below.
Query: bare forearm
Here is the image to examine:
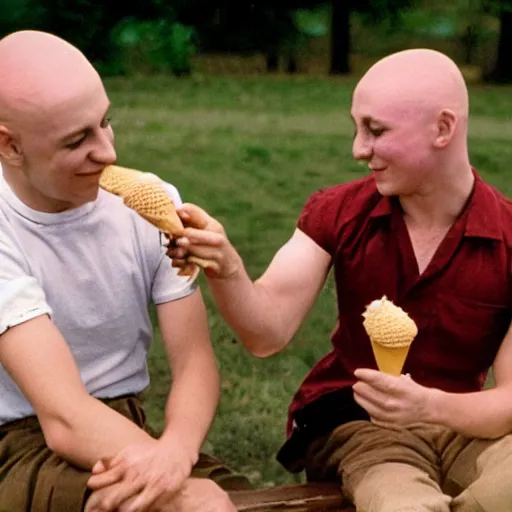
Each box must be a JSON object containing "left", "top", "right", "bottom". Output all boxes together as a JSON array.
[
  {"left": 44, "top": 394, "right": 153, "bottom": 469},
  {"left": 208, "top": 268, "right": 288, "bottom": 357},
  {"left": 428, "top": 387, "right": 512, "bottom": 439},
  {"left": 161, "top": 355, "right": 220, "bottom": 458}
]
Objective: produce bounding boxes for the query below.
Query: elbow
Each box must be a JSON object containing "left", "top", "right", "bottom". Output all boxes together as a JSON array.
[
  {"left": 41, "top": 417, "right": 74, "bottom": 457},
  {"left": 244, "top": 336, "right": 289, "bottom": 358},
  {"left": 488, "top": 421, "right": 512, "bottom": 440},
  {"left": 38, "top": 394, "right": 91, "bottom": 457}
]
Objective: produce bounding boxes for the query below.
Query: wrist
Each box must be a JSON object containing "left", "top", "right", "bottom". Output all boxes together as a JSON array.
[
  {"left": 424, "top": 387, "right": 447, "bottom": 425},
  {"left": 208, "top": 250, "right": 245, "bottom": 281},
  {"left": 159, "top": 430, "right": 199, "bottom": 466}
]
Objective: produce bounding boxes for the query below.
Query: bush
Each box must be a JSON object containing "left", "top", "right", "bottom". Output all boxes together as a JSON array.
[{"left": 108, "top": 17, "right": 197, "bottom": 76}]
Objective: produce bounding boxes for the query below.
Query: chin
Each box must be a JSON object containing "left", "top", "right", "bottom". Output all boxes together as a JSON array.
[
  {"left": 374, "top": 181, "right": 401, "bottom": 197},
  {"left": 75, "top": 188, "right": 100, "bottom": 207}
]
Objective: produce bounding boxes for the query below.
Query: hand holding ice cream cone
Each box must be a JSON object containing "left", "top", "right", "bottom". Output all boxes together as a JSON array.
[{"left": 362, "top": 295, "right": 418, "bottom": 376}]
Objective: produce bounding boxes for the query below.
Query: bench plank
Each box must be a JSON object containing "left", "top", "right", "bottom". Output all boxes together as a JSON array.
[{"left": 229, "top": 483, "right": 355, "bottom": 511}]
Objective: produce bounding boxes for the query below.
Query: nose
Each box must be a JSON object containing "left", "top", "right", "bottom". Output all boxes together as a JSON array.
[
  {"left": 91, "top": 127, "right": 117, "bottom": 165},
  {"left": 352, "top": 131, "right": 372, "bottom": 161}
]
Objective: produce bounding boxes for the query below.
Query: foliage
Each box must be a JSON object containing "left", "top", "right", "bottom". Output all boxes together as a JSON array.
[
  {"left": 355, "top": 0, "right": 417, "bottom": 24},
  {"left": 0, "top": 0, "right": 46, "bottom": 36},
  {"left": 109, "top": 17, "right": 197, "bottom": 76}
]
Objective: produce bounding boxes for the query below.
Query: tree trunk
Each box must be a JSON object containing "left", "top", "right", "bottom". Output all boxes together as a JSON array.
[
  {"left": 487, "top": 9, "right": 512, "bottom": 83},
  {"left": 330, "top": 0, "right": 350, "bottom": 74},
  {"left": 286, "top": 55, "right": 298, "bottom": 74},
  {"left": 266, "top": 52, "right": 279, "bottom": 72}
]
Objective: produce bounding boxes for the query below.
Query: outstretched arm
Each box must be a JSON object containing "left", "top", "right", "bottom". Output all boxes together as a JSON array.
[{"left": 169, "top": 204, "right": 332, "bottom": 357}]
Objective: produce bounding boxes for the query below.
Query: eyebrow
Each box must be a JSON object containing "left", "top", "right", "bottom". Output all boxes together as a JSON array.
[
  {"left": 362, "top": 116, "right": 380, "bottom": 125},
  {"left": 61, "top": 104, "right": 111, "bottom": 142},
  {"left": 350, "top": 114, "right": 382, "bottom": 124}
]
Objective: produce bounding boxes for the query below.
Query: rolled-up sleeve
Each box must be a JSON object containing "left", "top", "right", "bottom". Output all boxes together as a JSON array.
[
  {"left": 0, "top": 276, "right": 52, "bottom": 334},
  {"left": 0, "top": 218, "right": 52, "bottom": 335}
]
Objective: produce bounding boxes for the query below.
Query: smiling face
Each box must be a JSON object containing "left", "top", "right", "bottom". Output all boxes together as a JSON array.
[
  {"left": 351, "top": 85, "right": 438, "bottom": 197},
  {"left": 16, "top": 80, "right": 116, "bottom": 212},
  {"left": 0, "top": 31, "right": 117, "bottom": 212},
  {"left": 350, "top": 49, "right": 469, "bottom": 198}
]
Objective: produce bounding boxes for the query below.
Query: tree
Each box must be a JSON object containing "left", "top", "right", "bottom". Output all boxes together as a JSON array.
[
  {"left": 485, "top": 0, "right": 512, "bottom": 82},
  {"left": 329, "top": 0, "right": 416, "bottom": 74},
  {"left": 330, "top": 0, "right": 351, "bottom": 73}
]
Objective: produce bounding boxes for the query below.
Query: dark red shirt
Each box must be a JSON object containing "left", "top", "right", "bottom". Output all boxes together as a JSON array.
[{"left": 288, "top": 172, "right": 512, "bottom": 435}]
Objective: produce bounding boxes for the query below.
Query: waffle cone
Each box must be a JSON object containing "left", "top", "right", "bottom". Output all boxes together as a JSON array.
[
  {"left": 100, "top": 164, "right": 213, "bottom": 277},
  {"left": 370, "top": 339, "right": 411, "bottom": 376},
  {"left": 100, "top": 165, "right": 184, "bottom": 237}
]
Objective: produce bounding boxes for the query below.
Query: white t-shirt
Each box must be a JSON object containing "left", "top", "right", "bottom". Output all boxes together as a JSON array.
[{"left": 0, "top": 168, "right": 197, "bottom": 424}]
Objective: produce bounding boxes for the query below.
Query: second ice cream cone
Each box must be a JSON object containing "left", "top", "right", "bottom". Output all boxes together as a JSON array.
[
  {"left": 362, "top": 295, "right": 418, "bottom": 375},
  {"left": 370, "top": 340, "right": 411, "bottom": 376}
]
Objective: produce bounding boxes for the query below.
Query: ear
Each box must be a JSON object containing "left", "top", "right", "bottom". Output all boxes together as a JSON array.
[
  {"left": 433, "top": 110, "right": 457, "bottom": 149},
  {"left": 0, "top": 125, "right": 23, "bottom": 166}
]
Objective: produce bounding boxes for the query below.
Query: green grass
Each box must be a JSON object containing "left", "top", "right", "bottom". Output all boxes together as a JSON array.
[{"left": 104, "top": 75, "right": 512, "bottom": 487}]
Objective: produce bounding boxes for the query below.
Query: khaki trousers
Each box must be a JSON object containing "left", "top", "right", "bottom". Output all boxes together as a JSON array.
[
  {"left": 304, "top": 420, "right": 512, "bottom": 512},
  {"left": 0, "top": 395, "right": 251, "bottom": 512}
]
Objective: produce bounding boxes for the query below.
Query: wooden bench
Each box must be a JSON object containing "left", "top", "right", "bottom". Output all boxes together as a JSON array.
[{"left": 229, "top": 483, "right": 355, "bottom": 511}]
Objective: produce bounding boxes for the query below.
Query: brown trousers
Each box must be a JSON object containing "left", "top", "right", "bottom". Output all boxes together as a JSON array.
[
  {"left": 304, "top": 420, "right": 512, "bottom": 512},
  {"left": 0, "top": 395, "right": 251, "bottom": 512}
]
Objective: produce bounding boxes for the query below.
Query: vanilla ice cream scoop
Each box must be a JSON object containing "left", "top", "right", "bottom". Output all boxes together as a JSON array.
[{"left": 362, "top": 295, "right": 418, "bottom": 375}]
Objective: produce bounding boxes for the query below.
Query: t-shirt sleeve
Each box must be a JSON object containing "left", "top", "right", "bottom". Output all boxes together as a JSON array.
[
  {"left": 297, "top": 188, "right": 339, "bottom": 256},
  {"left": 147, "top": 181, "right": 198, "bottom": 304},
  {"left": 0, "top": 228, "right": 52, "bottom": 335}
]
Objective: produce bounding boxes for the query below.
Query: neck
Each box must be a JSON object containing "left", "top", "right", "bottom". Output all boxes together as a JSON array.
[
  {"left": 1, "top": 163, "right": 74, "bottom": 213},
  {"left": 399, "top": 163, "right": 474, "bottom": 229}
]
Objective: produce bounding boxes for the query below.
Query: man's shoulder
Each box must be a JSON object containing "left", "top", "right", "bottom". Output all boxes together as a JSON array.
[
  {"left": 308, "top": 175, "right": 376, "bottom": 200},
  {"left": 303, "top": 176, "right": 380, "bottom": 222},
  {"left": 477, "top": 178, "right": 512, "bottom": 218},
  {"left": 475, "top": 177, "right": 512, "bottom": 245}
]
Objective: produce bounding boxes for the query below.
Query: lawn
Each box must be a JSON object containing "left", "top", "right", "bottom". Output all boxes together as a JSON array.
[{"left": 104, "top": 74, "right": 512, "bottom": 487}]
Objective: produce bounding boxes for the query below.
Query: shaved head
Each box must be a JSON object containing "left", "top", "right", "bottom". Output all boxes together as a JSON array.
[
  {"left": 0, "top": 30, "right": 116, "bottom": 212},
  {"left": 355, "top": 48, "right": 468, "bottom": 128},
  {"left": 0, "top": 30, "right": 103, "bottom": 133}
]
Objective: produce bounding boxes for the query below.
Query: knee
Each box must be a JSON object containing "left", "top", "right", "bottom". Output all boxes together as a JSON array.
[
  {"left": 198, "top": 481, "right": 236, "bottom": 512},
  {"left": 174, "top": 478, "right": 237, "bottom": 512}
]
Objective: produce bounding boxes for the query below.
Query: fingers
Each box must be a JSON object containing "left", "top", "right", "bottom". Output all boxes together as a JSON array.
[
  {"left": 178, "top": 203, "right": 219, "bottom": 231},
  {"left": 91, "top": 459, "right": 108, "bottom": 475},
  {"left": 187, "top": 256, "right": 220, "bottom": 272},
  {"left": 85, "top": 480, "right": 145, "bottom": 512},
  {"left": 177, "top": 262, "right": 199, "bottom": 277},
  {"left": 353, "top": 389, "right": 386, "bottom": 421},
  {"left": 88, "top": 464, "right": 125, "bottom": 490},
  {"left": 118, "top": 483, "right": 172, "bottom": 512},
  {"left": 354, "top": 368, "right": 390, "bottom": 385},
  {"left": 179, "top": 228, "right": 226, "bottom": 247}
]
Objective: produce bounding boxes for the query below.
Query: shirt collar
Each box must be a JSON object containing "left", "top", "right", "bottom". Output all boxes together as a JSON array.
[
  {"left": 367, "top": 170, "right": 503, "bottom": 241},
  {"left": 464, "top": 171, "right": 503, "bottom": 241},
  {"left": 368, "top": 194, "right": 393, "bottom": 219}
]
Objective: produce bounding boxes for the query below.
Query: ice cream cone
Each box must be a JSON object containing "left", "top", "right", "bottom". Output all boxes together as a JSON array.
[
  {"left": 99, "top": 164, "right": 210, "bottom": 277},
  {"left": 100, "top": 165, "right": 183, "bottom": 236},
  {"left": 362, "top": 296, "right": 417, "bottom": 375}
]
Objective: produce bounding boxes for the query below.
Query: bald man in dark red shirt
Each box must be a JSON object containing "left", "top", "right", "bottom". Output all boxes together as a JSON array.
[{"left": 170, "top": 49, "right": 512, "bottom": 512}]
